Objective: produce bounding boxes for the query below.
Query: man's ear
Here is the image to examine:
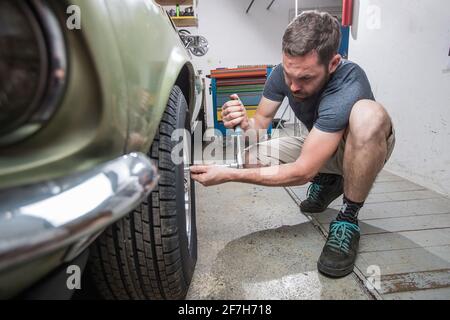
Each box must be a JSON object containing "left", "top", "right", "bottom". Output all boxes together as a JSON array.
[{"left": 328, "top": 54, "right": 342, "bottom": 73}]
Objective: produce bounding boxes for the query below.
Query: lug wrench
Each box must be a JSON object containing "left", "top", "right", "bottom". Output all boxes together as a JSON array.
[{"left": 184, "top": 95, "right": 245, "bottom": 172}]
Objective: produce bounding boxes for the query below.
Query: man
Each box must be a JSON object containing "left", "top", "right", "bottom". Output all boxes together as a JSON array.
[{"left": 190, "top": 11, "right": 395, "bottom": 278}]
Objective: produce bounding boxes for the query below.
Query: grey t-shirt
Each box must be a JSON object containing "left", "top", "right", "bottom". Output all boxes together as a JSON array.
[{"left": 263, "top": 60, "right": 375, "bottom": 133}]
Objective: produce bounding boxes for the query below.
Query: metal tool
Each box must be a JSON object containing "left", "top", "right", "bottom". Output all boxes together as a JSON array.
[
  {"left": 184, "top": 163, "right": 239, "bottom": 173},
  {"left": 184, "top": 94, "right": 245, "bottom": 172},
  {"left": 233, "top": 95, "right": 245, "bottom": 169}
]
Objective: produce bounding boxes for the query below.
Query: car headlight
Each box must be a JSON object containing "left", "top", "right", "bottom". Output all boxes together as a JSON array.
[{"left": 0, "top": 0, "right": 67, "bottom": 146}]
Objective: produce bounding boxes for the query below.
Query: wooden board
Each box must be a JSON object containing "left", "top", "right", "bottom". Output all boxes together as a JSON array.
[
  {"left": 155, "top": 0, "right": 193, "bottom": 6},
  {"left": 284, "top": 169, "right": 450, "bottom": 299}
]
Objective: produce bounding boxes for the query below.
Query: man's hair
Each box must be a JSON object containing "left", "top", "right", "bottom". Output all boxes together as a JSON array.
[{"left": 282, "top": 10, "right": 341, "bottom": 66}]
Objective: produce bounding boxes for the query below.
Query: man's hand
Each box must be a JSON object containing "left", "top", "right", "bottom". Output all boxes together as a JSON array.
[
  {"left": 222, "top": 94, "right": 249, "bottom": 131},
  {"left": 190, "top": 165, "right": 233, "bottom": 186}
]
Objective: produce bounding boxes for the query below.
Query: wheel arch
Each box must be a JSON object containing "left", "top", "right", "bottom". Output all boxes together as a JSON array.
[{"left": 175, "top": 62, "right": 196, "bottom": 118}]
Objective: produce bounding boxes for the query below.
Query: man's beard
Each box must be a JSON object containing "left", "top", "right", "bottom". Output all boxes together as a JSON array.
[
  {"left": 292, "top": 93, "right": 310, "bottom": 101},
  {"left": 291, "top": 72, "right": 331, "bottom": 101}
]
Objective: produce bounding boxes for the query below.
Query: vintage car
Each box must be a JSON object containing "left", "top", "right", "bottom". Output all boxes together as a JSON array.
[{"left": 0, "top": 0, "right": 204, "bottom": 299}]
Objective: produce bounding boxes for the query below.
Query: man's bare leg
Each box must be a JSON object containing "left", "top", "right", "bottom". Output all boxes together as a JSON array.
[
  {"left": 318, "top": 99, "right": 393, "bottom": 278},
  {"left": 343, "top": 100, "right": 392, "bottom": 202}
]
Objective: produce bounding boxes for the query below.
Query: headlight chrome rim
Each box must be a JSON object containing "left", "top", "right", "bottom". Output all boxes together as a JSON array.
[
  {"left": 0, "top": 1, "right": 49, "bottom": 136},
  {"left": 0, "top": 0, "right": 67, "bottom": 146}
]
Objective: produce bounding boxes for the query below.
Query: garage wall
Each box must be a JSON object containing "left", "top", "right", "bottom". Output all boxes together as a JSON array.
[
  {"left": 348, "top": 0, "right": 450, "bottom": 195},
  {"left": 188, "top": 0, "right": 341, "bottom": 127}
]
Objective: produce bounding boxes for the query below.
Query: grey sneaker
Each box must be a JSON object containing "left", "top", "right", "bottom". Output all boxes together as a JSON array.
[
  {"left": 317, "top": 220, "right": 360, "bottom": 278},
  {"left": 300, "top": 173, "right": 344, "bottom": 213}
]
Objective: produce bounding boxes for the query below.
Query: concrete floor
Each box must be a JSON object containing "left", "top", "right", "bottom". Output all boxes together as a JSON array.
[
  {"left": 188, "top": 125, "right": 450, "bottom": 300},
  {"left": 186, "top": 183, "right": 371, "bottom": 300},
  {"left": 187, "top": 172, "right": 450, "bottom": 300}
]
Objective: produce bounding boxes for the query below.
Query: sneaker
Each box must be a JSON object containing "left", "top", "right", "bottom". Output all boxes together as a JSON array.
[
  {"left": 300, "top": 173, "right": 344, "bottom": 213},
  {"left": 317, "top": 220, "right": 360, "bottom": 278}
]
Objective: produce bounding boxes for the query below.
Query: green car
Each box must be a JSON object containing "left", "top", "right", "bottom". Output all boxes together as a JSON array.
[{"left": 0, "top": 0, "right": 203, "bottom": 299}]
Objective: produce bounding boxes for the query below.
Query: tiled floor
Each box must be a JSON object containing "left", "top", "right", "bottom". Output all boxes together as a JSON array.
[
  {"left": 192, "top": 125, "right": 450, "bottom": 299},
  {"left": 286, "top": 170, "right": 450, "bottom": 300}
]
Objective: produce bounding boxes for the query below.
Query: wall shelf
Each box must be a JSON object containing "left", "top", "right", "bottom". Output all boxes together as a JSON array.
[
  {"left": 171, "top": 16, "right": 198, "bottom": 27},
  {"left": 155, "top": 0, "right": 198, "bottom": 28},
  {"left": 155, "top": 0, "right": 193, "bottom": 5}
]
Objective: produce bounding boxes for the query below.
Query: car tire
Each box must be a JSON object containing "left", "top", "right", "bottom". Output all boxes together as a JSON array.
[{"left": 89, "top": 86, "right": 197, "bottom": 300}]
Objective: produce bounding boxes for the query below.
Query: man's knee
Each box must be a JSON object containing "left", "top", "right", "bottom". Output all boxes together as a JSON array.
[
  {"left": 348, "top": 100, "right": 392, "bottom": 145},
  {"left": 245, "top": 144, "right": 264, "bottom": 167},
  {"left": 245, "top": 138, "right": 297, "bottom": 167},
  {"left": 245, "top": 142, "right": 275, "bottom": 167}
]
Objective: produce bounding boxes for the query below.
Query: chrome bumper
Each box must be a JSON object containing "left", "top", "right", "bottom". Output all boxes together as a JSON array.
[{"left": 0, "top": 153, "right": 158, "bottom": 271}]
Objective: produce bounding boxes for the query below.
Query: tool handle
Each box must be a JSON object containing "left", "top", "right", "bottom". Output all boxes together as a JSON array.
[{"left": 232, "top": 94, "right": 244, "bottom": 134}]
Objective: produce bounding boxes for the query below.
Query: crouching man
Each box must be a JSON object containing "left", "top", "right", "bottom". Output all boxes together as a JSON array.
[{"left": 190, "top": 11, "right": 395, "bottom": 278}]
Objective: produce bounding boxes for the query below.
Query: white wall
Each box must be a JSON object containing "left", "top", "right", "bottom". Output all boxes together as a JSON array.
[
  {"left": 349, "top": 0, "right": 450, "bottom": 195},
  {"left": 188, "top": 0, "right": 341, "bottom": 127}
]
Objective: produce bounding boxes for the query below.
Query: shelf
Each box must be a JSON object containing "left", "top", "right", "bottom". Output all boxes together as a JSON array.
[
  {"left": 155, "top": 0, "right": 198, "bottom": 27},
  {"left": 171, "top": 16, "right": 198, "bottom": 27},
  {"left": 155, "top": 0, "right": 193, "bottom": 5}
]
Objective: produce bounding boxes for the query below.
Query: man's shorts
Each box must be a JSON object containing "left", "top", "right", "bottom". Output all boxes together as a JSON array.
[{"left": 246, "top": 123, "right": 396, "bottom": 176}]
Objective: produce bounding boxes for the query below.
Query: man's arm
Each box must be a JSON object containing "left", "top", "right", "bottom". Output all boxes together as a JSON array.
[
  {"left": 228, "top": 127, "right": 345, "bottom": 186},
  {"left": 222, "top": 96, "right": 281, "bottom": 132},
  {"left": 248, "top": 97, "right": 281, "bottom": 131},
  {"left": 190, "top": 128, "right": 344, "bottom": 187}
]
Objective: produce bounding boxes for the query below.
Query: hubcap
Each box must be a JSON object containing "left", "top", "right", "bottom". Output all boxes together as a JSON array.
[{"left": 182, "top": 130, "right": 192, "bottom": 251}]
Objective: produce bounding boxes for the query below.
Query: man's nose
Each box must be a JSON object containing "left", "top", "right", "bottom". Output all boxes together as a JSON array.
[{"left": 290, "top": 82, "right": 302, "bottom": 93}]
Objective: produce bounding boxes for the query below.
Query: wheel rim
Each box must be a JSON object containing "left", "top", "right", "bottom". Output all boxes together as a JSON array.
[{"left": 182, "top": 130, "right": 192, "bottom": 251}]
